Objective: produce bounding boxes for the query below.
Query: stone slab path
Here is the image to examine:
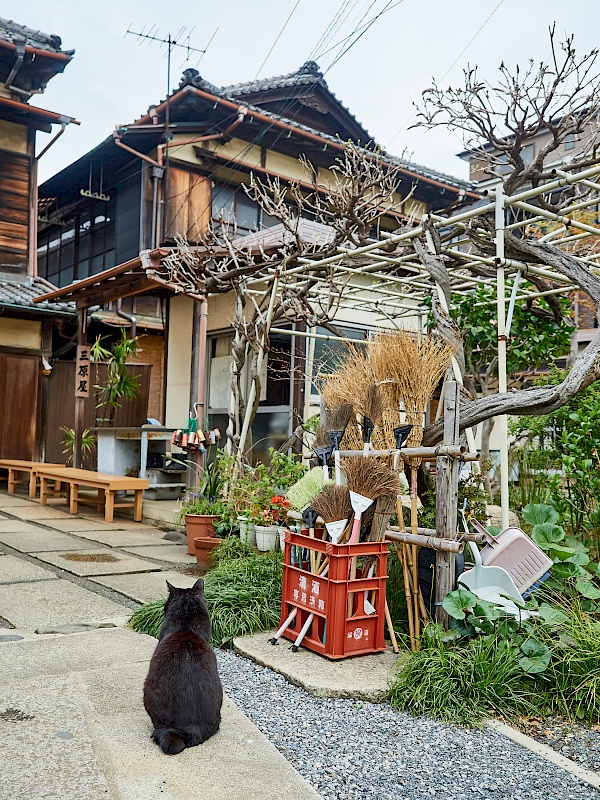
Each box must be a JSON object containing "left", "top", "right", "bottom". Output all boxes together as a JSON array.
[{"left": 0, "top": 490, "right": 319, "bottom": 800}]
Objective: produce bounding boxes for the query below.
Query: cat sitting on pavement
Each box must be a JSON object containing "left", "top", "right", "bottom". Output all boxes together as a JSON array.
[{"left": 143, "top": 579, "right": 223, "bottom": 755}]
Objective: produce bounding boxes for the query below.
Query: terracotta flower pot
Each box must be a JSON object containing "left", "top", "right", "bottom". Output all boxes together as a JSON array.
[
  {"left": 193, "top": 536, "right": 221, "bottom": 569},
  {"left": 185, "top": 514, "right": 221, "bottom": 555}
]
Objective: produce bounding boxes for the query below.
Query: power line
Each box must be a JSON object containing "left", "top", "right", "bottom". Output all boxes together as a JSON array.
[
  {"left": 385, "top": 0, "right": 505, "bottom": 149},
  {"left": 253, "top": 0, "right": 303, "bottom": 80},
  {"left": 324, "top": 0, "right": 400, "bottom": 75}
]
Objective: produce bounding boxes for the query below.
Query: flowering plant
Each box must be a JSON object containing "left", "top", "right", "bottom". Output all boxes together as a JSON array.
[{"left": 252, "top": 495, "right": 291, "bottom": 526}]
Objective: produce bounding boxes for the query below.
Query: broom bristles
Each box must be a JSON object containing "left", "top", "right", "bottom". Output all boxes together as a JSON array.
[
  {"left": 324, "top": 402, "right": 352, "bottom": 433},
  {"left": 341, "top": 457, "right": 400, "bottom": 501},
  {"left": 313, "top": 424, "right": 331, "bottom": 450},
  {"left": 311, "top": 485, "right": 352, "bottom": 523},
  {"left": 363, "top": 383, "right": 384, "bottom": 425},
  {"left": 286, "top": 467, "right": 330, "bottom": 511}
]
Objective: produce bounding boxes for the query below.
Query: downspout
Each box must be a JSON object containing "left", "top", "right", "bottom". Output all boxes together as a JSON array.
[
  {"left": 116, "top": 299, "right": 137, "bottom": 339},
  {"left": 4, "top": 41, "right": 24, "bottom": 93}
]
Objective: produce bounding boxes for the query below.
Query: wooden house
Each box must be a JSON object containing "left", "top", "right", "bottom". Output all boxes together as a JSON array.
[
  {"left": 37, "top": 61, "right": 478, "bottom": 461},
  {"left": 0, "top": 17, "right": 78, "bottom": 460}
]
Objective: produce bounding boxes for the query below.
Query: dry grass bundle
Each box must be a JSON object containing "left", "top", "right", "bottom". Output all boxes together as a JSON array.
[
  {"left": 313, "top": 424, "right": 333, "bottom": 469},
  {"left": 369, "top": 494, "right": 397, "bottom": 542},
  {"left": 319, "top": 344, "right": 372, "bottom": 411},
  {"left": 371, "top": 329, "right": 455, "bottom": 447},
  {"left": 311, "top": 484, "right": 352, "bottom": 523},
  {"left": 342, "top": 456, "right": 400, "bottom": 500}
]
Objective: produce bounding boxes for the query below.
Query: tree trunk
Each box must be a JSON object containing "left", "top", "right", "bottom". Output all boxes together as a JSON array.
[{"left": 479, "top": 416, "right": 495, "bottom": 499}]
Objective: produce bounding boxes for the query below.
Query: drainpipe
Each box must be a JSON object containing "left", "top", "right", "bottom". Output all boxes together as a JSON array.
[
  {"left": 155, "top": 107, "right": 247, "bottom": 167},
  {"left": 116, "top": 299, "right": 137, "bottom": 339},
  {"left": 4, "top": 41, "right": 24, "bottom": 93},
  {"left": 113, "top": 107, "right": 245, "bottom": 247}
]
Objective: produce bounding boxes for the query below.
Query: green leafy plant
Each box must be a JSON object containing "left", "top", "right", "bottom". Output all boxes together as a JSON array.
[
  {"left": 61, "top": 427, "right": 96, "bottom": 465},
  {"left": 513, "top": 374, "right": 600, "bottom": 556},
  {"left": 127, "top": 540, "right": 283, "bottom": 645},
  {"left": 91, "top": 329, "right": 140, "bottom": 426},
  {"left": 522, "top": 503, "right": 600, "bottom": 608}
]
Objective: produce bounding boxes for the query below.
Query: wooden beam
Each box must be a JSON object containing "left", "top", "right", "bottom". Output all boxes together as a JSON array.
[{"left": 435, "top": 381, "right": 460, "bottom": 627}]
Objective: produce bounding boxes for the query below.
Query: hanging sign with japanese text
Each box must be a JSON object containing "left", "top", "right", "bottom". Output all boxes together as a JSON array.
[{"left": 75, "top": 345, "right": 91, "bottom": 398}]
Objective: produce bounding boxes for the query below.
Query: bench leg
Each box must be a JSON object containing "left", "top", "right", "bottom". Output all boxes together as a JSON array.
[
  {"left": 7, "top": 469, "right": 16, "bottom": 494},
  {"left": 29, "top": 472, "right": 37, "bottom": 499},
  {"left": 134, "top": 489, "right": 143, "bottom": 522},
  {"left": 105, "top": 490, "right": 114, "bottom": 523},
  {"left": 40, "top": 476, "right": 48, "bottom": 506},
  {"left": 69, "top": 483, "right": 78, "bottom": 515},
  {"left": 52, "top": 479, "right": 62, "bottom": 498},
  {"left": 97, "top": 488, "right": 105, "bottom": 514}
]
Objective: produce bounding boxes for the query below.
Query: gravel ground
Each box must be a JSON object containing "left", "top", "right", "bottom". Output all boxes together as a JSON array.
[
  {"left": 216, "top": 649, "right": 599, "bottom": 800},
  {"left": 516, "top": 717, "right": 600, "bottom": 773}
]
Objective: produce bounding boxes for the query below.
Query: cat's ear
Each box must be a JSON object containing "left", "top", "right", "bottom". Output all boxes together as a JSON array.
[
  {"left": 166, "top": 581, "right": 176, "bottom": 593},
  {"left": 193, "top": 578, "right": 204, "bottom": 592}
]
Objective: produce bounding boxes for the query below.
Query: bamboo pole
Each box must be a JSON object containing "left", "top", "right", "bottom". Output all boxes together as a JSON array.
[{"left": 495, "top": 188, "right": 510, "bottom": 531}]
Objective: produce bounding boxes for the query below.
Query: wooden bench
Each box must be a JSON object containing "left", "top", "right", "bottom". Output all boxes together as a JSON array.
[
  {"left": 0, "top": 460, "right": 65, "bottom": 499},
  {"left": 36, "top": 467, "right": 149, "bottom": 523}
]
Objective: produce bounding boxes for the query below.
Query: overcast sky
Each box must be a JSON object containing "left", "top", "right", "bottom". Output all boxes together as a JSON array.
[{"left": 7, "top": 0, "right": 600, "bottom": 183}]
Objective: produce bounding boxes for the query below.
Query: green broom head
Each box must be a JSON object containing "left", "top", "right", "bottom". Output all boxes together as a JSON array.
[{"left": 287, "top": 467, "right": 331, "bottom": 511}]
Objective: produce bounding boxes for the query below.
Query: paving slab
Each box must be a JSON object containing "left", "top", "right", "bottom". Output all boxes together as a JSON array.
[
  {"left": 34, "top": 549, "right": 162, "bottom": 577},
  {"left": 66, "top": 528, "right": 173, "bottom": 548},
  {"left": 0, "top": 579, "right": 129, "bottom": 629},
  {"left": 3, "top": 504, "right": 72, "bottom": 520},
  {"left": 0, "top": 528, "right": 102, "bottom": 553},
  {"left": 89, "top": 571, "right": 200, "bottom": 603},
  {"left": 234, "top": 630, "right": 404, "bottom": 702},
  {"left": 80, "top": 513, "right": 160, "bottom": 531},
  {"left": 121, "top": 544, "right": 196, "bottom": 564},
  {"left": 0, "top": 494, "right": 40, "bottom": 507},
  {"left": 0, "top": 674, "right": 113, "bottom": 800},
  {"left": 79, "top": 661, "right": 321, "bottom": 800},
  {"left": 0, "top": 519, "right": 51, "bottom": 534},
  {"left": 0, "top": 554, "right": 57, "bottom": 584},
  {"left": 0, "top": 627, "right": 155, "bottom": 681}
]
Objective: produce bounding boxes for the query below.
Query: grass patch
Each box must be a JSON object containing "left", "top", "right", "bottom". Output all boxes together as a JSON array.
[
  {"left": 127, "top": 537, "right": 283, "bottom": 645},
  {"left": 389, "top": 634, "right": 536, "bottom": 727},
  {"left": 389, "top": 596, "right": 600, "bottom": 726}
]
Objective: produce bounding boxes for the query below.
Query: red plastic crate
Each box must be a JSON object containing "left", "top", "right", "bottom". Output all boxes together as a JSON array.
[{"left": 278, "top": 529, "right": 388, "bottom": 660}]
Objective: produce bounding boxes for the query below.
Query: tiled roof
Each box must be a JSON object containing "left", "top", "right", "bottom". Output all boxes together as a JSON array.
[
  {"left": 222, "top": 61, "right": 326, "bottom": 96},
  {"left": 176, "top": 66, "right": 474, "bottom": 193},
  {"left": 0, "top": 273, "right": 75, "bottom": 314},
  {"left": 181, "top": 61, "right": 373, "bottom": 142},
  {"left": 0, "top": 17, "right": 73, "bottom": 54}
]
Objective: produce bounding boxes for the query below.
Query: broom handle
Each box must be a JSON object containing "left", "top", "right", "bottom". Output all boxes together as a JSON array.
[
  {"left": 309, "top": 526, "right": 316, "bottom": 573},
  {"left": 384, "top": 599, "right": 399, "bottom": 654},
  {"left": 410, "top": 466, "right": 421, "bottom": 641},
  {"left": 270, "top": 607, "right": 298, "bottom": 642},
  {"left": 396, "top": 495, "right": 416, "bottom": 650},
  {"left": 291, "top": 613, "right": 314, "bottom": 651},
  {"left": 349, "top": 514, "right": 362, "bottom": 545},
  {"left": 334, "top": 451, "right": 341, "bottom": 486},
  {"left": 396, "top": 543, "right": 416, "bottom": 650}
]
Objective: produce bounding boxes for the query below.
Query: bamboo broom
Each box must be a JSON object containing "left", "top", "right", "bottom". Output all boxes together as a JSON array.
[
  {"left": 342, "top": 457, "right": 400, "bottom": 617},
  {"left": 373, "top": 330, "right": 454, "bottom": 641}
]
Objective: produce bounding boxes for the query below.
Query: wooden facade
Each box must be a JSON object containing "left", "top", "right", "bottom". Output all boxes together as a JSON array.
[{"left": 0, "top": 149, "right": 30, "bottom": 272}]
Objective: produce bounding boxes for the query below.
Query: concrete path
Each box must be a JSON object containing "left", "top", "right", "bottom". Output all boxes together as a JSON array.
[{"left": 0, "top": 490, "right": 320, "bottom": 800}]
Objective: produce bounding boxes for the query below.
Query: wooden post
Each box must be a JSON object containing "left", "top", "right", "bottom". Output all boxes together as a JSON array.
[
  {"left": 73, "top": 310, "right": 89, "bottom": 469},
  {"left": 186, "top": 297, "right": 209, "bottom": 489},
  {"left": 435, "top": 380, "right": 460, "bottom": 627}
]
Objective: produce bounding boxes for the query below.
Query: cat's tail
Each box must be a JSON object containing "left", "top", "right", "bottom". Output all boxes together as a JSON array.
[{"left": 151, "top": 726, "right": 187, "bottom": 755}]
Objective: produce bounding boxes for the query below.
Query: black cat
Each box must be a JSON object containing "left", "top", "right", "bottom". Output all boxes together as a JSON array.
[{"left": 143, "top": 579, "right": 223, "bottom": 755}]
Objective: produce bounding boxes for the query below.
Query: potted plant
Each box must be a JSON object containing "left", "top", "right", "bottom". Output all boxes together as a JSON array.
[
  {"left": 176, "top": 459, "right": 226, "bottom": 555},
  {"left": 253, "top": 495, "right": 291, "bottom": 551}
]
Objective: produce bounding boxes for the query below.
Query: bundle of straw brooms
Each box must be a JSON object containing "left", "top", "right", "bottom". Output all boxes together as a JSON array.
[{"left": 317, "top": 329, "right": 455, "bottom": 649}]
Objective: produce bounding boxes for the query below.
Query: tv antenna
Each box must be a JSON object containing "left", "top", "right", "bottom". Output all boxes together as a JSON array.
[{"left": 126, "top": 25, "right": 218, "bottom": 144}]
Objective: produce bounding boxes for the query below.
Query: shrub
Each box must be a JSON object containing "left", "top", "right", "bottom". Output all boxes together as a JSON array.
[{"left": 127, "top": 540, "right": 283, "bottom": 646}]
